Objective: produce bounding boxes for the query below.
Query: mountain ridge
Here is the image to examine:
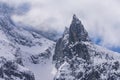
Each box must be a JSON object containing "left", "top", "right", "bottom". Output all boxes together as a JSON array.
[
  {"left": 0, "top": 2, "right": 120, "bottom": 80},
  {"left": 53, "top": 15, "right": 120, "bottom": 80},
  {"left": 0, "top": 3, "right": 55, "bottom": 80}
]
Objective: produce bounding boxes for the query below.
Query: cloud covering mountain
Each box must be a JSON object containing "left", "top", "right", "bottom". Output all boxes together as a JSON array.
[{"left": 1, "top": 0, "right": 120, "bottom": 49}]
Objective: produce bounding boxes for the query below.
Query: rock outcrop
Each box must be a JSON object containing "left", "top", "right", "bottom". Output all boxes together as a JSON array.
[
  {"left": 53, "top": 15, "right": 90, "bottom": 69},
  {"left": 53, "top": 15, "right": 120, "bottom": 80}
]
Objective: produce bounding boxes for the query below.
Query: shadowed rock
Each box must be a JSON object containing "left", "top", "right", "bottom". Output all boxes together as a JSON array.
[
  {"left": 69, "top": 14, "right": 90, "bottom": 43},
  {"left": 53, "top": 15, "right": 90, "bottom": 68}
]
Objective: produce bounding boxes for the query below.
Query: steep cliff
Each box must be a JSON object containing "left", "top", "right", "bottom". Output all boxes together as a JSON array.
[{"left": 53, "top": 15, "right": 120, "bottom": 80}]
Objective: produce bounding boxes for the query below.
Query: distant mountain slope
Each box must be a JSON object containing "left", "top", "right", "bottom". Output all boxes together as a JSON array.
[{"left": 0, "top": 3, "right": 55, "bottom": 80}]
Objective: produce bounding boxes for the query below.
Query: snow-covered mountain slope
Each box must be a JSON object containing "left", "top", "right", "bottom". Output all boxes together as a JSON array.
[
  {"left": 0, "top": 22, "right": 35, "bottom": 80},
  {"left": 1, "top": 2, "right": 120, "bottom": 80},
  {"left": 53, "top": 15, "right": 120, "bottom": 80},
  {"left": 0, "top": 3, "right": 55, "bottom": 80}
]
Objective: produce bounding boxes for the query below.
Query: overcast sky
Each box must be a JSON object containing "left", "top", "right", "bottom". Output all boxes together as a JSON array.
[{"left": 2, "top": 0, "right": 120, "bottom": 50}]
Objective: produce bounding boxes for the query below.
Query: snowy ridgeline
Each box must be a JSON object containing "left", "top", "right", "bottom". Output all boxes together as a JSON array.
[
  {"left": 0, "top": 3, "right": 56, "bottom": 80},
  {"left": 0, "top": 16, "right": 56, "bottom": 80}
]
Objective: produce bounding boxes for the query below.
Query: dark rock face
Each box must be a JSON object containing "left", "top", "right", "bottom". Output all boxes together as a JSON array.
[
  {"left": 69, "top": 15, "right": 90, "bottom": 43},
  {"left": 0, "top": 59, "right": 35, "bottom": 80},
  {"left": 31, "top": 46, "right": 53, "bottom": 64},
  {"left": 53, "top": 15, "right": 90, "bottom": 68},
  {"left": 53, "top": 15, "right": 120, "bottom": 80},
  {"left": 53, "top": 27, "right": 69, "bottom": 68},
  {"left": 67, "top": 42, "right": 90, "bottom": 60}
]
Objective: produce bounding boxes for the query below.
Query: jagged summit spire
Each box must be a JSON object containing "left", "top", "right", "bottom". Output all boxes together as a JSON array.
[
  {"left": 69, "top": 15, "right": 90, "bottom": 43},
  {"left": 73, "top": 14, "right": 78, "bottom": 20},
  {"left": 72, "top": 14, "right": 81, "bottom": 24}
]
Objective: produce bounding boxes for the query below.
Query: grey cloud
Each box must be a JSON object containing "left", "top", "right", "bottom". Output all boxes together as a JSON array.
[{"left": 2, "top": 0, "right": 120, "bottom": 48}]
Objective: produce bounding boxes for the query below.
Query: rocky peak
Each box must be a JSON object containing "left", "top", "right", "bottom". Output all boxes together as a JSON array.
[
  {"left": 69, "top": 14, "right": 90, "bottom": 43},
  {"left": 54, "top": 15, "right": 120, "bottom": 80},
  {"left": 72, "top": 14, "right": 81, "bottom": 24},
  {"left": 53, "top": 15, "right": 91, "bottom": 68}
]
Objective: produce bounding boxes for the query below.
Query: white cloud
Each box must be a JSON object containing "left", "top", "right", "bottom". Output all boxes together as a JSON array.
[{"left": 2, "top": 0, "right": 120, "bottom": 48}]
